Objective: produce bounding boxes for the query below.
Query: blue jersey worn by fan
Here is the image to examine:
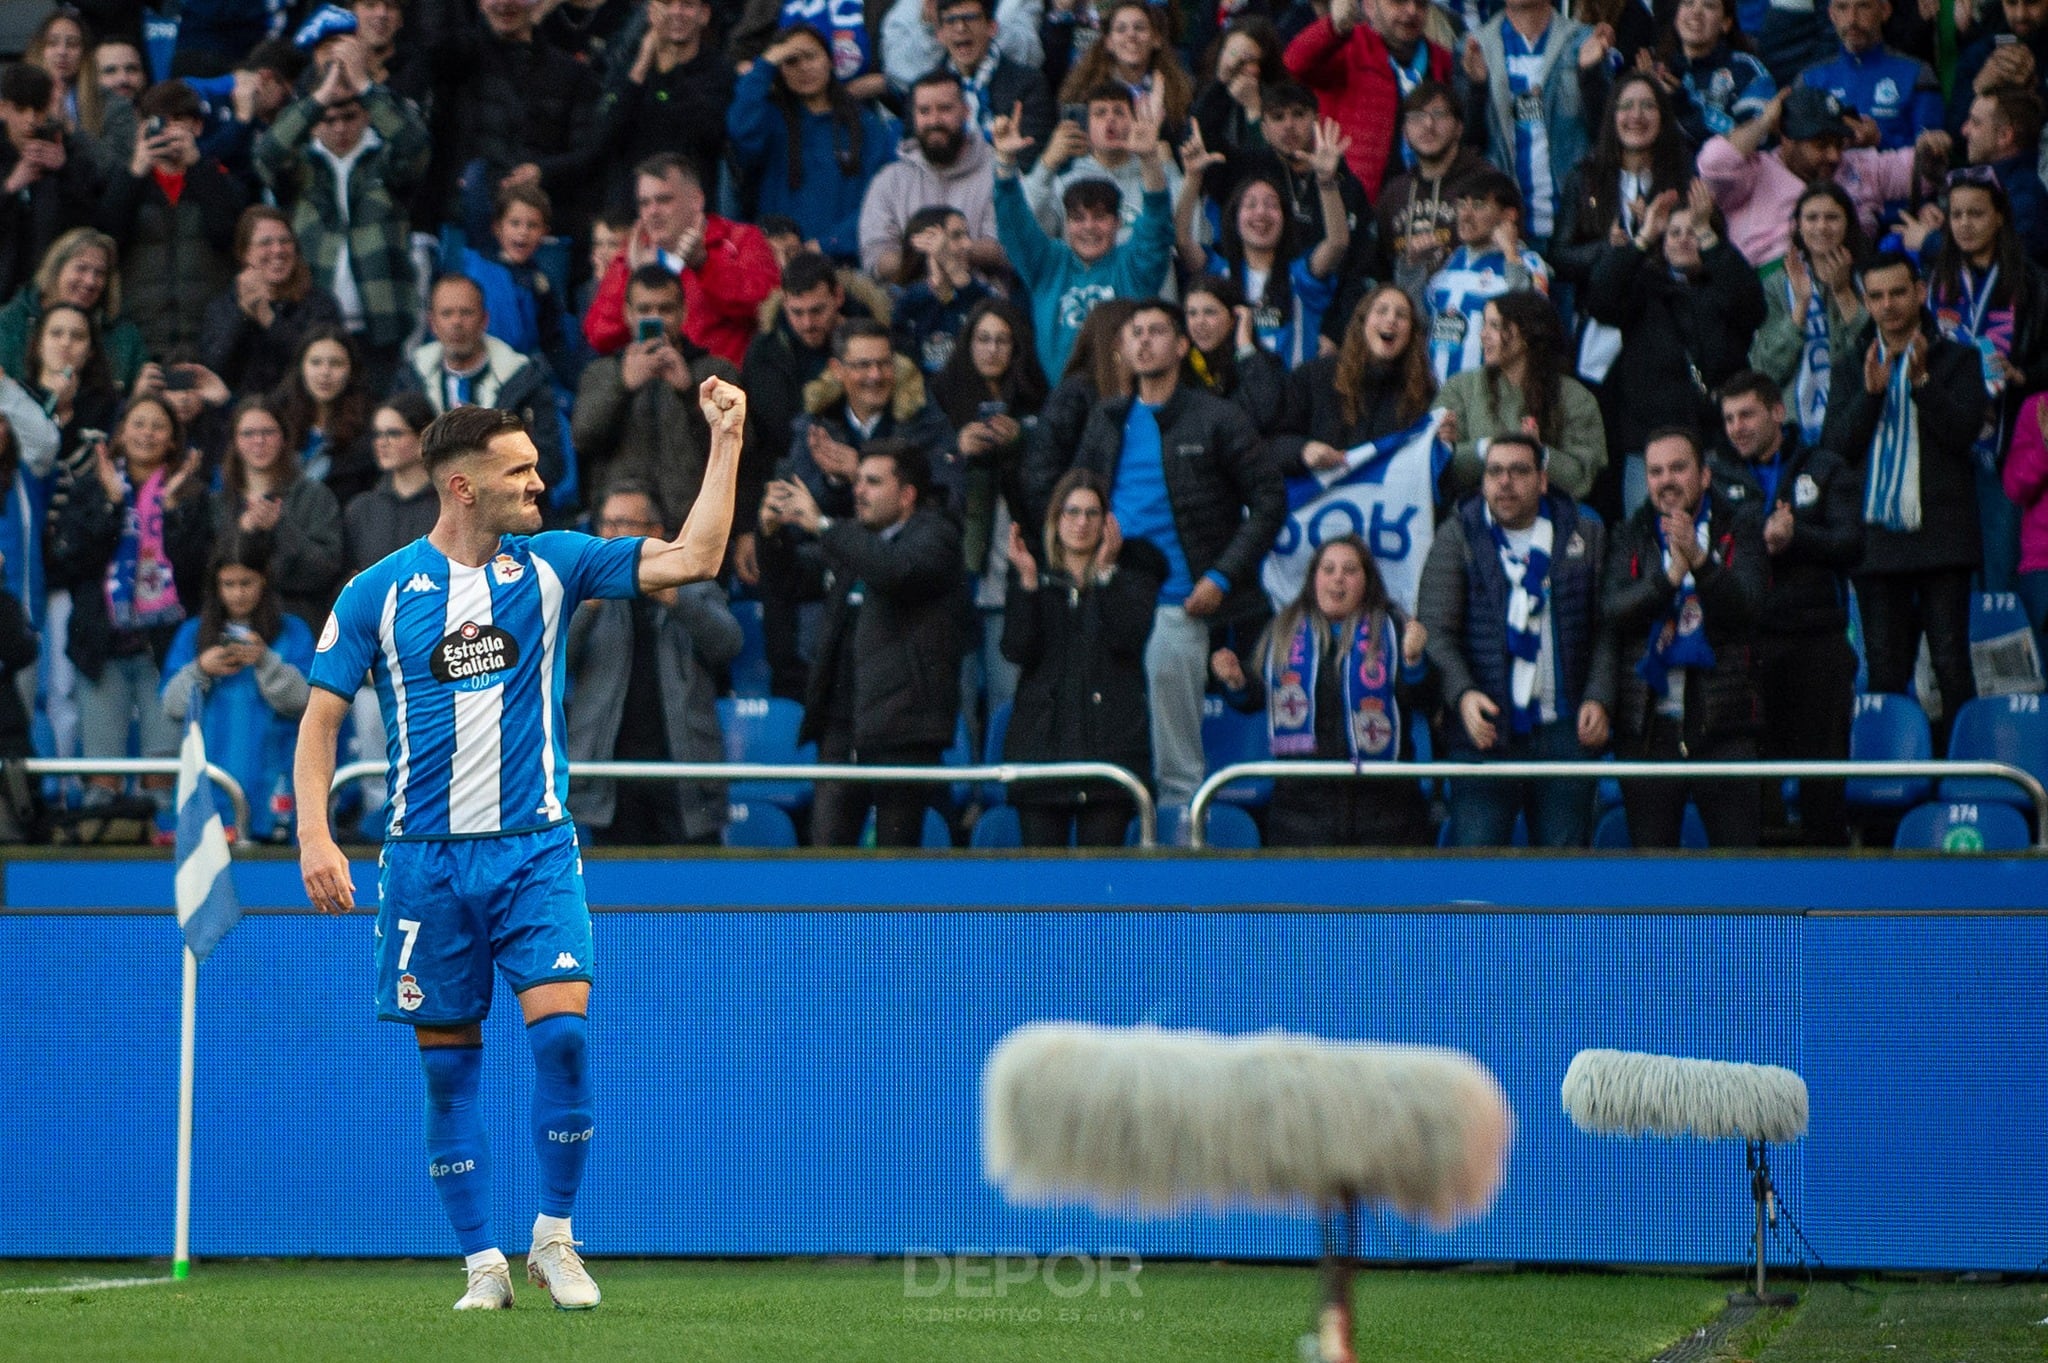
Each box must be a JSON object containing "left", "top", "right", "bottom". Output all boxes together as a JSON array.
[{"left": 310, "top": 531, "right": 643, "bottom": 839}]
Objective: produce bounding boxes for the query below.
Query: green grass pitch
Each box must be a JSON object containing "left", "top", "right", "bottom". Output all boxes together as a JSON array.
[{"left": 0, "top": 1260, "right": 1729, "bottom": 1363}]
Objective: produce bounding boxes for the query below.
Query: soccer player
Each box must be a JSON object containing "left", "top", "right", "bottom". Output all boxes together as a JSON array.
[{"left": 293, "top": 378, "right": 746, "bottom": 1311}]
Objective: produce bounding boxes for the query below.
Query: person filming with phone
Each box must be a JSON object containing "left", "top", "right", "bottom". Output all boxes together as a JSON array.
[
  {"left": 0, "top": 63, "right": 96, "bottom": 306},
  {"left": 95, "top": 81, "right": 247, "bottom": 364}
]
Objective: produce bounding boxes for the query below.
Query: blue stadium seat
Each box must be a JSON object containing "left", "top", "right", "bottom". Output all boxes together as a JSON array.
[
  {"left": 727, "top": 598, "right": 771, "bottom": 698},
  {"left": 1939, "top": 694, "right": 2048, "bottom": 806},
  {"left": 942, "top": 714, "right": 974, "bottom": 806},
  {"left": 1131, "top": 803, "right": 1262, "bottom": 848},
  {"left": 721, "top": 801, "right": 797, "bottom": 848},
  {"left": 1202, "top": 695, "right": 1273, "bottom": 807},
  {"left": 978, "top": 701, "right": 1013, "bottom": 806},
  {"left": 922, "top": 806, "right": 954, "bottom": 848},
  {"left": 1588, "top": 804, "right": 1708, "bottom": 848},
  {"left": 969, "top": 804, "right": 1022, "bottom": 848},
  {"left": 716, "top": 697, "right": 815, "bottom": 811},
  {"left": 1893, "top": 800, "right": 2032, "bottom": 852},
  {"left": 1847, "top": 692, "right": 1934, "bottom": 811}
]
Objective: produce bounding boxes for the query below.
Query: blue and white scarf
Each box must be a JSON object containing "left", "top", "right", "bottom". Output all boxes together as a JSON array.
[
  {"left": 1267, "top": 612, "right": 1402, "bottom": 763},
  {"left": 1862, "top": 336, "right": 1922, "bottom": 532},
  {"left": 1488, "top": 506, "right": 1553, "bottom": 734},
  {"left": 1636, "top": 503, "right": 1716, "bottom": 699},
  {"left": 1791, "top": 274, "right": 1830, "bottom": 445}
]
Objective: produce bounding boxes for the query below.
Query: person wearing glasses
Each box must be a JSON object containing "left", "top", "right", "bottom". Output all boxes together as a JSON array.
[
  {"left": 915, "top": 0, "right": 1054, "bottom": 162},
  {"left": 253, "top": 42, "right": 431, "bottom": 393},
  {"left": 1376, "top": 80, "right": 1492, "bottom": 308}
]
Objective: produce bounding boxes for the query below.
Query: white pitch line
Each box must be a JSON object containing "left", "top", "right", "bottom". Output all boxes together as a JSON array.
[{"left": 2, "top": 1276, "right": 176, "bottom": 1295}]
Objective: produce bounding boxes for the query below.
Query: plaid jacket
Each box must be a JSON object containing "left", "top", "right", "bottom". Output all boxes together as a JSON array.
[{"left": 254, "top": 89, "right": 430, "bottom": 349}]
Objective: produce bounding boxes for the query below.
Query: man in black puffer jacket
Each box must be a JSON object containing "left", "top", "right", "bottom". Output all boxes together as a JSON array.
[
  {"left": 759, "top": 440, "right": 964, "bottom": 848},
  {"left": 1605, "top": 426, "right": 1768, "bottom": 848},
  {"left": 1419, "top": 433, "right": 1616, "bottom": 847},
  {"left": 1713, "top": 370, "right": 1865, "bottom": 845},
  {"left": 1065, "top": 300, "right": 1286, "bottom": 806}
]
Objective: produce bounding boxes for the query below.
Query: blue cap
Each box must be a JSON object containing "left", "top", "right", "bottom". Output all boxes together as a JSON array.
[{"left": 293, "top": 4, "right": 359, "bottom": 49}]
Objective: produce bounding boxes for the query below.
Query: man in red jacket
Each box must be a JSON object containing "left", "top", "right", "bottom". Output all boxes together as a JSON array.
[
  {"left": 1284, "top": 0, "right": 1453, "bottom": 197},
  {"left": 581, "top": 152, "right": 779, "bottom": 366}
]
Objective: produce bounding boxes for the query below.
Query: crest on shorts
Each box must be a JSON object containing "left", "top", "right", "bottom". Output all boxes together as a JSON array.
[{"left": 397, "top": 973, "right": 425, "bottom": 1012}]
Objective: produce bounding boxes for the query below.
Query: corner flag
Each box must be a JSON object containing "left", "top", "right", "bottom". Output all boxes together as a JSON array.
[{"left": 174, "top": 720, "right": 240, "bottom": 962}]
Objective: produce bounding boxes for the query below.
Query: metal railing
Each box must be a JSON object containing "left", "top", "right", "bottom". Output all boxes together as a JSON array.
[
  {"left": 1185, "top": 759, "right": 2048, "bottom": 849},
  {"left": 25, "top": 758, "right": 252, "bottom": 835},
  {"left": 330, "top": 759, "right": 1161, "bottom": 847}
]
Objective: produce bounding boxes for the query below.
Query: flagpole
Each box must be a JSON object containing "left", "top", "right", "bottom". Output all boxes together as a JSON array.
[{"left": 173, "top": 943, "right": 197, "bottom": 1281}]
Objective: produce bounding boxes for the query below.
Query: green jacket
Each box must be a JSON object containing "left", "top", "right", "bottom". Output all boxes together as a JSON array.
[
  {"left": 1438, "top": 366, "right": 1608, "bottom": 503},
  {"left": 254, "top": 90, "right": 430, "bottom": 349},
  {"left": 0, "top": 287, "right": 148, "bottom": 391}
]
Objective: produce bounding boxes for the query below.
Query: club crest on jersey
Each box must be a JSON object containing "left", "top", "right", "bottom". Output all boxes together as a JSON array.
[
  {"left": 431, "top": 620, "right": 520, "bottom": 688},
  {"left": 491, "top": 553, "right": 524, "bottom": 584},
  {"left": 316, "top": 612, "right": 340, "bottom": 652}
]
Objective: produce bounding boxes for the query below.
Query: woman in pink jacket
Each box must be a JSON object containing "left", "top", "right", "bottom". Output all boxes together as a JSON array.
[{"left": 2003, "top": 391, "right": 2048, "bottom": 649}]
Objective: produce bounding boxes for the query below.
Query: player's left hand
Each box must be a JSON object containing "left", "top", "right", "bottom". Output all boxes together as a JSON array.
[{"left": 302, "top": 835, "right": 356, "bottom": 915}]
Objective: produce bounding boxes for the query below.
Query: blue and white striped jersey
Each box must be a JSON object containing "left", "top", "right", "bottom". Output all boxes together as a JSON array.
[{"left": 310, "top": 532, "right": 644, "bottom": 840}]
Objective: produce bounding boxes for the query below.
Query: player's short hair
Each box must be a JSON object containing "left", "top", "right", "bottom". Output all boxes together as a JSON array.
[{"left": 422, "top": 406, "right": 527, "bottom": 478}]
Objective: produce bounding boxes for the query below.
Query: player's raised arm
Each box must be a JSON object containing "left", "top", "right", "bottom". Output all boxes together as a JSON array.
[
  {"left": 294, "top": 686, "right": 357, "bottom": 914},
  {"left": 637, "top": 375, "right": 746, "bottom": 593}
]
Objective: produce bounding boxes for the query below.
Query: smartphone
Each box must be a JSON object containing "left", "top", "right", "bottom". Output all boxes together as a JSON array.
[
  {"left": 32, "top": 117, "right": 62, "bottom": 141},
  {"left": 1995, "top": 31, "right": 2018, "bottom": 42},
  {"left": 225, "top": 623, "right": 258, "bottom": 645},
  {"left": 161, "top": 368, "right": 196, "bottom": 392},
  {"left": 145, "top": 114, "right": 166, "bottom": 138},
  {"left": 975, "top": 399, "right": 1009, "bottom": 421},
  {"left": 635, "top": 316, "right": 663, "bottom": 343},
  {"left": 1060, "top": 103, "right": 1087, "bottom": 125}
]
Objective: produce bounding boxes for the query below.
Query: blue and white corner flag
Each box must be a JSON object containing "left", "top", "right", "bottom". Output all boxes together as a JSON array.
[
  {"left": 174, "top": 721, "right": 240, "bottom": 962},
  {"left": 1262, "top": 411, "right": 1449, "bottom": 615}
]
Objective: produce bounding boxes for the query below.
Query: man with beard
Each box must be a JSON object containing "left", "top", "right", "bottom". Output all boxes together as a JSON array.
[
  {"left": 921, "top": 0, "right": 1053, "bottom": 156},
  {"left": 860, "top": 70, "right": 1008, "bottom": 278}
]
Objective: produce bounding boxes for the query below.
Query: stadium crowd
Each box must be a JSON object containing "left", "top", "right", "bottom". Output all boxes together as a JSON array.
[{"left": 0, "top": 0, "right": 2043, "bottom": 850}]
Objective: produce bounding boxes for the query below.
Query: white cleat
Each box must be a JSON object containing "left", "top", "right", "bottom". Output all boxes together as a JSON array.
[
  {"left": 527, "top": 1232, "right": 601, "bottom": 1310},
  {"left": 453, "top": 1260, "right": 515, "bottom": 1310}
]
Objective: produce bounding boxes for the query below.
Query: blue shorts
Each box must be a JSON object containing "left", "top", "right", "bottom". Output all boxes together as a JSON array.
[{"left": 374, "top": 823, "right": 593, "bottom": 1025}]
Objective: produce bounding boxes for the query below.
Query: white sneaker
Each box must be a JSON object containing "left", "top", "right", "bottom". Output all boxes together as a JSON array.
[
  {"left": 527, "top": 1232, "right": 601, "bottom": 1309},
  {"left": 453, "top": 1260, "right": 514, "bottom": 1310}
]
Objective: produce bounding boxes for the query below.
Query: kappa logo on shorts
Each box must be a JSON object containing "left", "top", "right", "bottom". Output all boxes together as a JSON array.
[
  {"left": 397, "top": 973, "right": 426, "bottom": 1011},
  {"left": 431, "top": 620, "right": 520, "bottom": 690},
  {"left": 553, "top": 952, "right": 580, "bottom": 970}
]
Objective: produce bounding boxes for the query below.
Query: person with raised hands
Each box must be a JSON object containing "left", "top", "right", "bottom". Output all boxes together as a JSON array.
[{"left": 992, "top": 93, "right": 1175, "bottom": 378}]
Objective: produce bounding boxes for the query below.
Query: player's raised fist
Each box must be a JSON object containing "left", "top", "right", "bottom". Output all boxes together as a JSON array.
[{"left": 699, "top": 374, "right": 746, "bottom": 437}]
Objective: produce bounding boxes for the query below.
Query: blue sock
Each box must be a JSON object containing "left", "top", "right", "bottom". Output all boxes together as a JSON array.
[
  {"left": 419, "top": 1045, "right": 495, "bottom": 1256},
  {"left": 528, "top": 1014, "right": 592, "bottom": 1218}
]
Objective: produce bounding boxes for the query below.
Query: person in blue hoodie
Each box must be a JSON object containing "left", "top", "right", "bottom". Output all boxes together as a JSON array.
[
  {"left": 1797, "top": 0, "right": 1943, "bottom": 150},
  {"left": 993, "top": 92, "right": 1174, "bottom": 379},
  {"left": 159, "top": 539, "right": 313, "bottom": 842},
  {"left": 727, "top": 25, "right": 896, "bottom": 266}
]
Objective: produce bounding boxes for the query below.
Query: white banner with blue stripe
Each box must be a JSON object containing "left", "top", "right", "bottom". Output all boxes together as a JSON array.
[
  {"left": 174, "top": 721, "right": 241, "bottom": 963},
  {"left": 1262, "top": 412, "right": 1447, "bottom": 616}
]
